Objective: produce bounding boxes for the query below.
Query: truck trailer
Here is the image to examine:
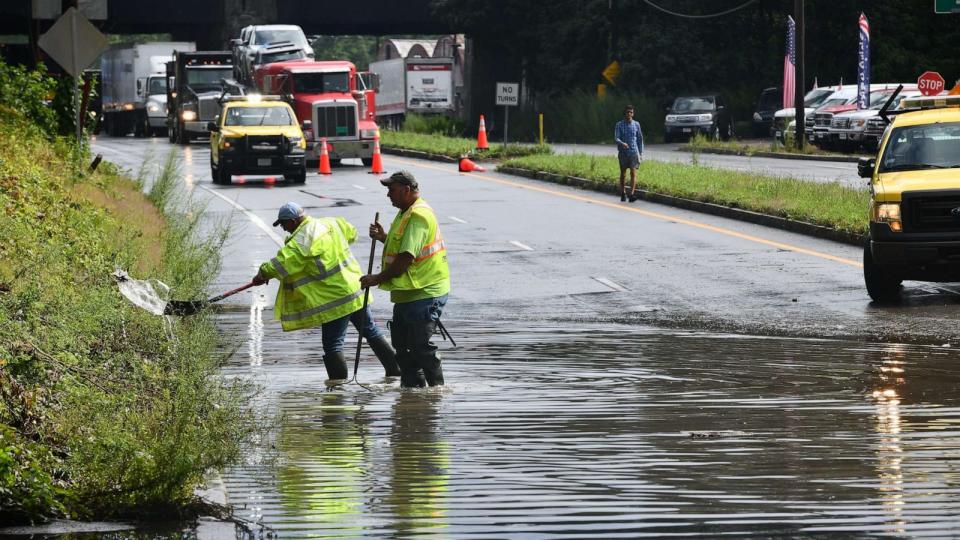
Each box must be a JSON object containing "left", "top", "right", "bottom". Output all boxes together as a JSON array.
[
  {"left": 165, "top": 50, "right": 233, "bottom": 144},
  {"left": 100, "top": 41, "right": 195, "bottom": 137},
  {"left": 369, "top": 57, "right": 456, "bottom": 128}
]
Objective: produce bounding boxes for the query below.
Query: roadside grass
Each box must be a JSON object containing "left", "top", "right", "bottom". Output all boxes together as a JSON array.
[
  {"left": 0, "top": 106, "right": 254, "bottom": 522},
  {"left": 500, "top": 152, "right": 869, "bottom": 235},
  {"left": 686, "top": 133, "right": 865, "bottom": 157},
  {"left": 380, "top": 130, "right": 552, "bottom": 160}
]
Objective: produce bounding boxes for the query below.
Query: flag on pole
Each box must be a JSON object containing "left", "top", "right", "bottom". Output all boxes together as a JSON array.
[
  {"left": 783, "top": 16, "right": 796, "bottom": 109},
  {"left": 857, "top": 13, "right": 871, "bottom": 109}
]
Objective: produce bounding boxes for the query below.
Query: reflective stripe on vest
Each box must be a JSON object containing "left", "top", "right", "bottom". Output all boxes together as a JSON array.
[
  {"left": 284, "top": 255, "right": 358, "bottom": 290},
  {"left": 280, "top": 289, "right": 364, "bottom": 322},
  {"left": 384, "top": 229, "right": 444, "bottom": 264},
  {"left": 271, "top": 257, "right": 289, "bottom": 277}
]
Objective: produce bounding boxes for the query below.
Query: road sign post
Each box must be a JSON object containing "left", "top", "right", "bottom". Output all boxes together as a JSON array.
[
  {"left": 918, "top": 71, "right": 946, "bottom": 96},
  {"left": 495, "top": 82, "right": 519, "bottom": 145}
]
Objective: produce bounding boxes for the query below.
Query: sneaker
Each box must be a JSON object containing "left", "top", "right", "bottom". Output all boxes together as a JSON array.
[
  {"left": 620, "top": 192, "right": 626, "bottom": 202},
  {"left": 628, "top": 193, "right": 638, "bottom": 203}
]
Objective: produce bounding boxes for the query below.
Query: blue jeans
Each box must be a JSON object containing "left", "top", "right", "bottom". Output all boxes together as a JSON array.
[
  {"left": 320, "top": 306, "right": 384, "bottom": 357},
  {"left": 391, "top": 295, "right": 447, "bottom": 387}
]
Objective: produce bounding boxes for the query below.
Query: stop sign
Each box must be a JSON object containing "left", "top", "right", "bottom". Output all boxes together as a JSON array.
[{"left": 918, "top": 71, "right": 946, "bottom": 96}]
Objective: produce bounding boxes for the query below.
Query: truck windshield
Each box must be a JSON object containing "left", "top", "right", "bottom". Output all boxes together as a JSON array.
[
  {"left": 671, "top": 97, "right": 715, "bottom": 113},
  {"left": 292, "top": 72, "right": 350, "bottom": 94},
  {"left": 253, "top": 29, "right": 308, "bottom": 48},
  {"left": 803, "top": 89, "right": 834, "bottom": 107},
  {"left": 185, "top": 67, "right": 233, "bottom": 89},
  {"left": 224, "top": 106, "right": 295, "bottom": 126},
  {"left": 879, "top": 122, "right": 960, "bottom": 172},
  {"left": 147, "top": 77, "right": 166, "bottom": 96}
]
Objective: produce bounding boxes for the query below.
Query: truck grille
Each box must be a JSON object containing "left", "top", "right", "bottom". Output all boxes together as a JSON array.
[
  {"left": 199, "top": 96, "right": 220, "bottom": 122},
  {"left": 245, "top": 135, "right": 285, "bottom": 152},
  {"left": 865, "top": 117, "right": 886, "bottom": 138},
  {"left": 814, "top": 112, "right": 834, "bottom": 127},
  {"left": 831, "top": 117, "right": 852, "bottom": 129},
  {"left": 313, "top": 103, "right": 357, "bottom": 140},
  {"left": 903, "top": 192, "right": 960, "bottom": 233}
]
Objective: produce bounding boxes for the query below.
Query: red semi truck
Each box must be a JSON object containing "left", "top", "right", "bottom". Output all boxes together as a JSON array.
[{"left": 252, "top": 60, "right": 379, "bottom": 165}]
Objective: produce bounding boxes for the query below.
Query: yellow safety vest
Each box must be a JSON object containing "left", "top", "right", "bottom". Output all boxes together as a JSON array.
[
  {"left": 380, "top": 198, "right": 449, "bottom": 292},
  {"left": 260, "top": 216, "right": 365, "bottom": 331}
]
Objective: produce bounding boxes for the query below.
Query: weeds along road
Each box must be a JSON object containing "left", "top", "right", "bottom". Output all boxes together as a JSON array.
[{"left": 93, "top": 134, "right": 960, "bottom": 344}]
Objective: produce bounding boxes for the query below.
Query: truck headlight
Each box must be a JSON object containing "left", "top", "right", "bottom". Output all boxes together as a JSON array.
[
  {"left": 287, "top": 135, "right": 305, "bottom": 149},
  {"left": 181, "top": 110, "right": 197, "bottom": 121},
  {"left": 665, "top": 114, "right": 678, "bottom": 122},
  {"left": 360, "top": 128, "right": 379, "bottom": 139},
  {"left": 220, "top": 136, "right": 239, "bottom": 149},
  {"left": 873, "top": 203, "right": 902, "bottom": 232},
  {"left": 753, "top": 112, "right": 762, "bottom": 121},
  {"left": 854, "top": 119, "right": 866, "bottom": 127},
  {"left": 147, "top": 103, "right": 161, "bottom": 113},
  {"left": 698, "top": 114, "right": 713, "bottom": 122}
]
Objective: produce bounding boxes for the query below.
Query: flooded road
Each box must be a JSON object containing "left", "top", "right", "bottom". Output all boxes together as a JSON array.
[{"left": 217, "top": 311, "right": 960, "bottom": 537}]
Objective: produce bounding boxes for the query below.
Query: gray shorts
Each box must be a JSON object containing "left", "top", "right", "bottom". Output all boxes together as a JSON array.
[{"left": 618, "top": 152, "right": 640, "bottom": 170}]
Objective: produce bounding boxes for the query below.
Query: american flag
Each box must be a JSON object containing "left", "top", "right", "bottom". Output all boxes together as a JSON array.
[
  {"left": 783, "top": 16, "right": 796, "bottom": 109},
  {"left": 857, "top": 13, "right": 871, "bottom": 109}
]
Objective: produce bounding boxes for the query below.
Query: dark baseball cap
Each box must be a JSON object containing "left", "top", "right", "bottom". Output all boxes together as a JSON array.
[{"left": 380, "top": 170, "right": 418, "bottom": 189}]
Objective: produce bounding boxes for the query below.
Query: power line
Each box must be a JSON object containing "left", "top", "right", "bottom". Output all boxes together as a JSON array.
[{"left": 641, "top": 0, "right": 760, "bottom": 19}]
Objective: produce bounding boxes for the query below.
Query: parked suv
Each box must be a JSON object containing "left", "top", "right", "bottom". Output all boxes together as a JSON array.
[
  {"left": 829, "top": 90, "right": 921, "bottom": 152},
  {"left": 752, "top": 87, "right": 780, "bottom": 137},
  {"left": 664, "top": 94, "right": 733, "bottom": 142},
  {"left": 209, "top": 96, "right": 307, "bottom": 185},
  {"left": 859, "top": 93, "right": 960, "bottom": 302},
  {"left": 231, "top": 25, "right": 314, "bottom": 86}
]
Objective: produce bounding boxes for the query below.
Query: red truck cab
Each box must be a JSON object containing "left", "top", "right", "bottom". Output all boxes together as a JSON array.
[{"left": 253, "top": 60, "right": 379, "bottom": 164}]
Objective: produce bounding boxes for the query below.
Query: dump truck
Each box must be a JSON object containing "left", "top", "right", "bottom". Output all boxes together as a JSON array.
[{"left": 165, "top": 50, "right": 233, "bottom": 144}]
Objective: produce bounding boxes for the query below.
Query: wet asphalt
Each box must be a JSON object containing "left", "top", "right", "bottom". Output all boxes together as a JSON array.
[{"left": 89, "top": 135, "right": 960, "bottom": 536}]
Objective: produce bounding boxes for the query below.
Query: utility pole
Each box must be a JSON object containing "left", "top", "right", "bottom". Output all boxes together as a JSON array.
[{"left": 794, "top": 0, "right": 805, "bottom": 149}]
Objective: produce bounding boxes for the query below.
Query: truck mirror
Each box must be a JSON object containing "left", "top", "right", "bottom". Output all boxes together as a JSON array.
[
  {"left": 301, "top": 120, "right": 312, "bottom": 131},
  {"left": 136, "top": 78, "right": 144, "bottom": 96},
  {"left": 857, "top": 157, "right": 875, "bottom": 178},
  {"left": 229, "top": 39, "right": 241, "bottom": 47},
  {"left": 370, "top": 73, "right": 381, "bottom": 92},
  {"left": 207, "top": 121, "right": 219, "bottom": 132}
]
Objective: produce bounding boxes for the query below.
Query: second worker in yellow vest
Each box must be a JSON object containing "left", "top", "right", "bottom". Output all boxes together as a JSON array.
[
  {"left": 253, "top": 202, "right": 401, "bottom": 380},
  {"left": 360, "top": 171, "right": 450, "bottom": 388}
]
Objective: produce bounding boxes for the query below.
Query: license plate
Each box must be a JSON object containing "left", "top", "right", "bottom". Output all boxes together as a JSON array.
[
  {"left": 682, "top": 128, "right": 692, "bottom": 133},
  {"left": 815, "top": 133, "right": 823, "bottom": 139},
  {"left": 775, "top": 130, "right": 781, "bottom": 138},
  {"left": 838, "top": 133, "right": 847, "bottom": 140},
  {"left": 257, "top": 158, "right": 271, "bottom": 166}
]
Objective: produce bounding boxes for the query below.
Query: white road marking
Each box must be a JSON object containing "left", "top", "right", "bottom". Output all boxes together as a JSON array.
[
  {"left": 510, "top": 240, "right": 534, "bottom": 251},
  {"left": 592, "top": 277, "right": 629, "bottom": 292},
  {"left": 194, "top": 184, "right": 284, "bottom": 247},
  {"left": 353, "top": 184, "right": 367, "bottom": 190},
  {"left": 449, "top": 216, "right": 467, "bottom": 224}
]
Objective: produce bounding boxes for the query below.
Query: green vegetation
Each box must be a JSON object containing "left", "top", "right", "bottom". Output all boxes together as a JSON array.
[
  {"left": 400, "top": 113, "right": 466, "bottom": 138},
  {"left": 0, "top": 64, "right": 253, "bottom": 523},
  {"left": 511, "top": 89, "right": 664, "bottom": 144},
  {"left": 686, "top": 133, "right": 863, "bottom": 158},
  {"left": 380, "top": 129, "right": 552, "bottom": 160},
  {"left": 312, "top": 35, "right": 378, "bottom": 70},
  {"left": 501, "top": 153, "right": 869, "bottom": 235}
]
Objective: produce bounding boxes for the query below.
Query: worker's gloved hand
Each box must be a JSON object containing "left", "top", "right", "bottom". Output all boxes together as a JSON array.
[
  {"left": 252, "top": 273, "right": 269, "bottom": 286},
  {"left": 369, "top": 222, "right": 385, "bottom": 242},
  {"left": 359, "top": 274, "right": 379, "bottom": 289}
]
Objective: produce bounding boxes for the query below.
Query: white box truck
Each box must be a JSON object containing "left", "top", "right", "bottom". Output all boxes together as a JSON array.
[
  {"left": 101, "top": 41, "right": 195, "bottom": 137},
  {"left": 370, "top": 57, "right": 455, "bottom": 128}
]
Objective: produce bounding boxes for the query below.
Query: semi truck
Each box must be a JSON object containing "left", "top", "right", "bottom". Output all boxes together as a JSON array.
[
  {"left": 165, "top": 50, "right": 233, "bottom": 144},
  {"left": 252, "top": 60, "right": 380, "bottom": 165},
  {"left": 100, "top": 41, "right": 195, "bottom": 137},
  {"left": 369, "top": 57, "right": 456, "bottom": 128}
]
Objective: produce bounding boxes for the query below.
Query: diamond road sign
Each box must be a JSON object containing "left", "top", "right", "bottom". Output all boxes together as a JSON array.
[
  {"left": 38, "top": 7, "right": 108, "bottom": 77},
  {"left": 936, "top": 0, "right": 960, "bottom": 13}
]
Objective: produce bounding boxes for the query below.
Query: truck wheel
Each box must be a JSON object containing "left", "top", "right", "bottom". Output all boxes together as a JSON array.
[
  {"left": 863, "top": 237, "right": 902, "bottom": 303},
  {"left": 176, "top": 122, "right": 189, "bottom": 145},
  {"left": 168, "top": 123, "right": 176, "bottom": 143},
  {"left": 217, "top": 165, "right": 231, "bottom": 185},
  {"left": 285, "top": 165, "right": 307, "bottom": 184},
  {"left": 361, "top": 157, "right": 373, "bottom": 167}
]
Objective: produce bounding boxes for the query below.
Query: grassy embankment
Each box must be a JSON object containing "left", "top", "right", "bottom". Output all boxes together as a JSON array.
[
  {"left": 500, "top": 153, "right": 869, "bottom": 236},
  {"left": 380, "top": 129, "right": 552, "bottom": 160},
  {"left": 686, "top": 133, "right": 865, "bottom": 157},
  {"left": 0, "top": 105, "right": 254, "bottom": 523}
]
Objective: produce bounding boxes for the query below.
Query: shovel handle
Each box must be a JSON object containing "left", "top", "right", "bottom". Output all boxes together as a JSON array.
[{"left": 207, "top": 281, "right": 257, "bottom": 304}]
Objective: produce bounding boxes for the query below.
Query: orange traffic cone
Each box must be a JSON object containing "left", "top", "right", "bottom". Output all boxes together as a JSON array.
[
  {"left": 459, "top": 155, "right": 486, "bottom": 173},
  {"left": 368, "top": 135, "right": 386, "bottom": 174},
  {"left": 318, "top": 137, "right": 332, "bottom": 175},
  {"left": 476, "top": 114, "right": 489, "bottom": 151}
]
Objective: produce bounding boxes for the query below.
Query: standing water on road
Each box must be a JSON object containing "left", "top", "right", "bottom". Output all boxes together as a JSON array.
[{"left": 216, "top": 310, "right": 960, "bottom": 537}]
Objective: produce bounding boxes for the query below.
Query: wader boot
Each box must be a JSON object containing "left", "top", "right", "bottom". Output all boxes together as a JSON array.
[
  {"left": 392, "top": 322, "right": 426, "bottom": 388},
  {"left": 368, "top": 335, "right": 401, "bottom": 377},
  {"left": 322, "top": 352, "right": 349, "bottom": 380},
  {"left": 414, "top": 321, "right": 444, "bottom": 387}
]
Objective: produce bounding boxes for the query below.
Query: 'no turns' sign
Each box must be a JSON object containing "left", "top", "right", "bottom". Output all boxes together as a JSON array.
[{"left": 496, "top": 82, "right": 519, "bottom": 106}]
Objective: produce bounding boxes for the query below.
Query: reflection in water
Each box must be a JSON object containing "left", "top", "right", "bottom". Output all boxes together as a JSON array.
[
  {"left": 248, "top": 293, "right": 265, "bottom": 367},
  {"left": 214, "top": 316, "right": 960, "bottom": 537}
]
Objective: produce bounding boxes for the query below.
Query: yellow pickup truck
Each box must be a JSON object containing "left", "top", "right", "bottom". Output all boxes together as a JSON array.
[
  {"left": 860, "top": 93, "right": 960, "bottom": 302},
  {"left": 209, "top": 95, "right": 307, "bottom": 185}
]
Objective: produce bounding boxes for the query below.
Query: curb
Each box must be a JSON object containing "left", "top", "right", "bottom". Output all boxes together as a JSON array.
[
  {"left": 497, "top": 166, "right": 865, "bottom": 247},
  {"left": 679, "top": 145, "right": 863, "bottom": 163},
  {"left": 381, "top": 147, "right": 459, "bottom": 163}
]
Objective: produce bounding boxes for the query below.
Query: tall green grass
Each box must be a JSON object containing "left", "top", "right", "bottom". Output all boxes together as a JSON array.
[
  {"left": 501, "top": 153, "right": 869, "bottom": 235},
  {"left": 380, "top": 130, "right": 552, "bottom": 160}
]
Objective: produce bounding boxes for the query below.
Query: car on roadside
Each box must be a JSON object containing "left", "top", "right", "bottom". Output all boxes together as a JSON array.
[
  {"left": 752, "top": 87, "right": 780, "bottom": 137},
  {"left": 772, "top": 87, "right": 835, "bottom": 142},
  {"left": 807, "top": 85, "right": 916, "bottom": 150},
  {"left": 859, "top": 93, "right": 960, "bottom": 302},
  {"left": 230, "top": 25, "right": 314, "bottom": 85},
  {"left": 664, "top": 94, "right": 734, "bottom": 142},
  {"left": 829, "top": 89, "right": 922, "bottom": 152},
  {"left": 208, "top": 95, "right": 307, "bottom": 185}
]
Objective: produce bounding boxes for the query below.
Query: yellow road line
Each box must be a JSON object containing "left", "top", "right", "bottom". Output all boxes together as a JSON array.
[{"left": 390, "top": 157, "right": 863, "bottom": 269}]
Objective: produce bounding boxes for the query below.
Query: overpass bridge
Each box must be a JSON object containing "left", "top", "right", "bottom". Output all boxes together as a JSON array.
[{"left": 2, "top": 0, "right": 451, "bottom": 48}]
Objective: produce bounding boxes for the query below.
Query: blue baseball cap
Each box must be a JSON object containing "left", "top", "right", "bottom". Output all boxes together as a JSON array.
[{"left": 272, "top": 202, "right": 305, "bottom": 226}]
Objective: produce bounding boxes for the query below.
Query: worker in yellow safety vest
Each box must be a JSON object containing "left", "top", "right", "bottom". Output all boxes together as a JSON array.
[
  {"left": 360, "top": 171, "right": 450, "bottom": 387},
  {"left": 253, "top": 202, "right": 401, "bottom": 380}
]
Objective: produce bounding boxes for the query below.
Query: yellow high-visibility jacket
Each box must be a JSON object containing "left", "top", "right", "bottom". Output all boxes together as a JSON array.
[
  {"left": 260, "top": 216, "right": 365, "bottom": 331},
  {"left": 381, "top": 198, "right": 449, "bottom": 292}
]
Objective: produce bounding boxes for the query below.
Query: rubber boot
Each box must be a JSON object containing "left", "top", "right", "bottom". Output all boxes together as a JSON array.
[
  {"left": 368, "top": 335, "right": 401, "bottom": 377},
  {"left": 322, "top": 351, "right": 349, "bottom": 380},
  {"left": 415, "top": 321, "right": 444, "bottom": 387}
]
